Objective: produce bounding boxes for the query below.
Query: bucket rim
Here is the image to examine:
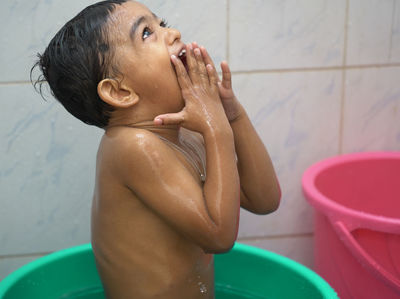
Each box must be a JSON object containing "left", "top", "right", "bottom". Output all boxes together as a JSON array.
[{"left": 302, "top": 151, "right": 400, "bottom": 231}]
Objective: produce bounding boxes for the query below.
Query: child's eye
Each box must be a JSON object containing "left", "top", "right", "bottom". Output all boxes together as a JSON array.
[
  {"left": 160, "top": 18, "right": 170, "bottom": 28},
  {"left": 142, "top": 27, "right": 152, "bottom": 40}
]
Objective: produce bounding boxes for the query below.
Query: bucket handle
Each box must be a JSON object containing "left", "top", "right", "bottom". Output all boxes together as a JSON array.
[{"left": 333, "top": 221, "right": 400, "bottom": 294}]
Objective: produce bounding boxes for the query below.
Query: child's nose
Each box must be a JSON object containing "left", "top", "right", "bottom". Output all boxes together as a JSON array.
[{"left": 165, "top": 27, "right": 181, "bottom": 45}]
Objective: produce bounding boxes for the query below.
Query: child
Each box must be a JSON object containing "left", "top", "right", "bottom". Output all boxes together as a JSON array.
[{"left": 32, "top": 1, "right": 281, "bottom": 298}]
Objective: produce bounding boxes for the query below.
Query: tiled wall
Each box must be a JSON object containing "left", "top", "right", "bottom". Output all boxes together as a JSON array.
[{"left": 1, "top": 0, "right": 399, "bottom": 281}]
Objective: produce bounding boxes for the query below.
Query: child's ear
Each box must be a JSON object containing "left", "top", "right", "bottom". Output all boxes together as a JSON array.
[{"left": 97, "top": 78, "right": 139, "bottom": 108}]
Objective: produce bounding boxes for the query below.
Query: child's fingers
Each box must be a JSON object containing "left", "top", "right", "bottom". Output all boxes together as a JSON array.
[
  {"left": 171, "top": 54, "right": 191, "bottom": 91},
  {"left": 220, "top": 61, "right": 232, "bottom": 89},
  {"left": 193, "top": 47, "right": 209, "bottom": 86},
  {"left": 198, "top": 46, "right": 215, "bottom": 68},
  {"left": 154, "top": 111, "right": 185, "bottom": 126},
  {"left": 199, "top": 46, "right": 221, "bottom": 82},
  {"left": 206, "top": 64, "right": 219, "bottom": 92},
  {"left": 185, "top": 43, "right": 201, "bottom": 84}
]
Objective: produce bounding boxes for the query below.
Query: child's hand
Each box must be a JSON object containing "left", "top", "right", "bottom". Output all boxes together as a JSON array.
[
  {"left": 195, "top": 44, "right": 244, "bottom": 123},
  {"left": 154, "top": 43, "right": 230, "bottom": 135}
]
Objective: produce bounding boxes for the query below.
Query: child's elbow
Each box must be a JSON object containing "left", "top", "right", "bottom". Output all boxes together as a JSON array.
[
  {"left": 266, "top": 189, "right": 281, "bottom": 214},
  {"left": 202, "top": 230, "right": 237, "bottom": 254},
  {"left": 260, "top": 196, "right": 280, "bottom": 215},
  {"left": 252, "top": 189, "right": 281, "bottom": 215},
  {"left": 204, "top": 241, "right": 235, "bottom": 254},
  {"left": 214, "top": 237, "right": 236, "bottom": 253},
  {"left": 263, "top": 182, "right": 281, "bottom": 214}
]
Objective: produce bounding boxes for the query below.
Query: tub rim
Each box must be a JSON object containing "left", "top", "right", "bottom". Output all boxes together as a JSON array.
[{"left": 0, "top": 243, "right": 339, "bottom": 298}]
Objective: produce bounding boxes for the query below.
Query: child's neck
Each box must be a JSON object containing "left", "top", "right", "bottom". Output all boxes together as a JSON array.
[
  {"left": 105, "top": 106, "right": 181, "bottom": 144},
  {"left": 107, "top": 120, "right": 181, "bottom": 144}
]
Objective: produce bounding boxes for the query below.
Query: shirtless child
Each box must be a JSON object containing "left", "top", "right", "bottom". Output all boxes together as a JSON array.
[{"left": 32, "top": 1, "right": 281, "bottom": 298}]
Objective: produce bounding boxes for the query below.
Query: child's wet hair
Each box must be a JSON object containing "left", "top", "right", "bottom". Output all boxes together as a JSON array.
[{"left": 31, "top": 0, "right": 128, "bottom": 128}]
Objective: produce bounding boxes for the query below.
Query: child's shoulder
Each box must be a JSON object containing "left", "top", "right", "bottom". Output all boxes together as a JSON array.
[
  {"left": 97, "top": 127, "right": 183, "bottom": 184},
  {"left": 100, "top": 127, "right": 169, "bottom": 159},
  {"left": 97, "top": 127, "right": 203, "bottom": 194}
]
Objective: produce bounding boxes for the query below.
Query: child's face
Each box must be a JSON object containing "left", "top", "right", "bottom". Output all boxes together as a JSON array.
[{"left": 108, "top": 1, "right": 186, "bottom": 116}]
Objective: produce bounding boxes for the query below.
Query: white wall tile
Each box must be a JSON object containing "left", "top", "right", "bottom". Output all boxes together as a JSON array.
[
  {"left": 342, "top": 67, "right": 400, "bottom": 153},
  {"left": 233, "top": 70, "right": 342, "bottom": 237},
  {"left": 0, "top": 84, "right": 102, "bottom": 255},
  {"left": 347, "top": 0, "right": 397, "bottom": 65},
  {"left": 391, "top": 0, "right": 400, "bottom": 62},
  {"left": 0, "top": 0, "right": 97, "bottom": 82},
  {"left": 238, "top": 235, "right": 314, "bottom": 269},
  {"left": 229, "top": 0, "right": 346, "bottom": 71}
]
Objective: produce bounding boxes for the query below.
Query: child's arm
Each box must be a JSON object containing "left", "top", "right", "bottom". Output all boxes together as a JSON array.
[
  {"left": 199, "top": 46, "right": 281, "bottom": 215},
  {"left": 228, "top": 101, "right": 281, "bottom": 214},
  {"left": 117, "top": 44, "right": 240, "bottom": 253}
]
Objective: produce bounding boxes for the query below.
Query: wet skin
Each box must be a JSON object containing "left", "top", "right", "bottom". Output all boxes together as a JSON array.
[{"left": 91, "top": 1, "right": 280, "bottom": 298}]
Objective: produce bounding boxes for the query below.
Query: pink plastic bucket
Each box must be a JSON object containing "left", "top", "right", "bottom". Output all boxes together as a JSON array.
[{"left": 302, "top": 152, "right": 400, "bottom": 299}]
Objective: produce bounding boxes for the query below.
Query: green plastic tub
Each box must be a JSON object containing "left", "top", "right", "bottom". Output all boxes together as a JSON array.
[{"left": 0, "top": 243, "right": 337, "bottom": 299}]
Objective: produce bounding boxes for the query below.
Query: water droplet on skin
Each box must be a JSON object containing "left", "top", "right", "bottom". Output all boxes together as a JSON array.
[{"left": 198, "top": 282, "right": 207, "bottom": 294}]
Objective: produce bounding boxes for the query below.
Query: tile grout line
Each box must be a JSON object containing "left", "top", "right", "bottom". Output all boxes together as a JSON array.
[
  {"left": 0, "top": 251, "right": 51, "bottom": 260},
  {"left": 339, "top": 71, "right": 347, "bottom": 155},
  {"left": 226, "top": 0, "right": 230, "bottom": 64},
  {"left": 0, "top": 81, "right": 32, "bottom": 86},
  {"left": 338, "top": 0, "right": 350, "bottom": 155},
  {"left": 230, "top": 62, "right": 400, "bottom": 75},
  {"left": 237, "top": 232, "right": 313, "bottom": 242},
  {"left": 342, "top": 0, "right": 349, "bottom": 67},
  {"left": 388, "top": 0, "right": 397, "bottom": 62}
]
